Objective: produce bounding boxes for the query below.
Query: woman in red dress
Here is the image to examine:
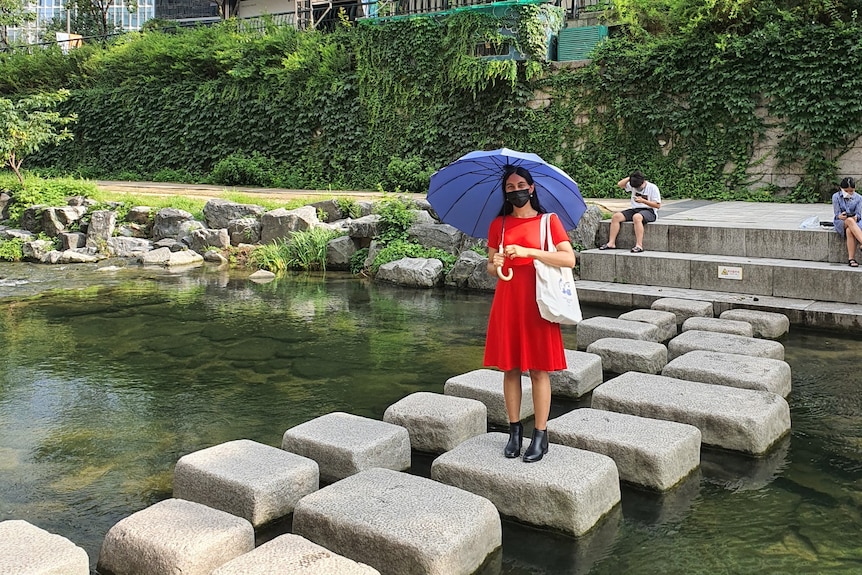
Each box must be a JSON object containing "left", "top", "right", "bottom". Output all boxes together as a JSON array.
[{"left": 484, "top": 165, "right": 576, "bottom": 462}]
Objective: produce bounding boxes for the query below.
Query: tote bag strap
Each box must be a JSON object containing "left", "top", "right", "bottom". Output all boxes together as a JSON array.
[{"left": 539, "top": 213, "right": 557, "bottom": 253}]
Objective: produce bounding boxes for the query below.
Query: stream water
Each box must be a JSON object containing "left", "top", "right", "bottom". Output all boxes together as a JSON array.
[{"left": 0, "top": 263, "right": 860, "bottom": 574}]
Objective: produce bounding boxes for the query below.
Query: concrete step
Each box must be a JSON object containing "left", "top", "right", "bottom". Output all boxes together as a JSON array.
[
  {"left": 573, "top": 279, "right": 862, "bottom": 330},
  {"left": 595, "top": 218, "right": 849, "bottom": 263},
  {"left": 579, "top": 249, "right": 862, "bottom": 304}
]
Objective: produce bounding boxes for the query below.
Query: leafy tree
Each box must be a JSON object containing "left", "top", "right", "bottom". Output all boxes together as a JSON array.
[
  {"left": 0, "top": 90, "right": 77, "bottom": 185},
  {"left": 0, "top": 0, "right": 35, "bottom": 49},
  {"left": 63, "top": 0, "right": 138, "bottom": 38}
]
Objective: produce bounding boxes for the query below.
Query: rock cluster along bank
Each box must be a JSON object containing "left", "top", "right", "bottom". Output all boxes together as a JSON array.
[{"left": 0, "top": 196, "right": 603, "bottom": 290}]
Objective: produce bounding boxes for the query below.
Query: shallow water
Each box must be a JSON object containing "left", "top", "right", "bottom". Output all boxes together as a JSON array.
[{"left": 0, "top": 263, "right": 860, "bottom": 574}]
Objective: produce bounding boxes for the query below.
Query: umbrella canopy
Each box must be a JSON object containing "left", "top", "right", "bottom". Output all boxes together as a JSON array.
[{"left": 426, "top": 148, "right": 587, "bottom": 239}]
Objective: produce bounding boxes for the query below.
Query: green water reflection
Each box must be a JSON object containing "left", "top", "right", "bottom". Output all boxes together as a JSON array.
[{"left": 0, "top": 266, "right": 860, "bottom": 574}]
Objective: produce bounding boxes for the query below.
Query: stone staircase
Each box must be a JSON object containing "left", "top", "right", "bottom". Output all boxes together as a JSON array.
[{"left": 577, "top": 211, "right": 862, "bottom": 328}]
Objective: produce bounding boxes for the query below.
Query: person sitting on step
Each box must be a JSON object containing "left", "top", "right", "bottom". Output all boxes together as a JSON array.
[
  {"left": 599, "top": 170, "right": 662, "bottom": 253},
  {"left": 832, "top": 176, "right": 862, "bottom": 267}
]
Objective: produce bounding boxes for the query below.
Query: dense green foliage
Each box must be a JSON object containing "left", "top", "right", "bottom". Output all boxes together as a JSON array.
[
  {"left": 251, "top": 226, "right": 342, "bottom": 272},
  {"left": 1, "top": 1, "right": 860, "bottom": 201},
  {"left": 0, "top": 90, "right": 77, "bottom": 184}
]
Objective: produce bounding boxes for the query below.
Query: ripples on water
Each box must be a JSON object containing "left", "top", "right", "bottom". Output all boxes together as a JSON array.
[{"left": 0, "top": 263, "right": 860, "bottom": 574}]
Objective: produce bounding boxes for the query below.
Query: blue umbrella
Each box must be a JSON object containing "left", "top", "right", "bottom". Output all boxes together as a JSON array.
[{"left": 426, "top": 148, "right": 587, "bottom": 240}]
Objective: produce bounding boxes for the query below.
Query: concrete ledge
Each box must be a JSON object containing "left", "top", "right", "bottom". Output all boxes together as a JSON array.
[
  {"left": 719, "top": 309, "right": 790, "bottom": 339},
  {"left": 383, "top": 392, "right": 487, "bottom": 453},
  {"left": 651, "top": 298, "right": 713, "bottom": 327},
  {"left": 430, "top": 433, "right": 620, "bottom": 536},
  {"left": 281, "top": 412, "right": 410, "bottom": 483},
  {"left": 618, "top": 309, "right": 678, "bottom": 342},
  {"left": 591, "top": 372, "right": 791, "bottom": 455},
  {"left": 547, "top": 408, "right": 701, "bottom": 491},
  {"left": 661, "top": 350, "right": 792, "bottom": 398},
  {"left": 97, "top": 498, "right": 254, "bottom": 575},
  {"left": 212, "top": 534, "right": 379, "bottom": 574},
  {"left": 173, "top": 439, "right": 319, "bottom": 527},
  {"left": 668, "top": 330, "right": 785, "bottom": 361},
  {"left": 549, "top": 349, "right": 603, "bottom": 398},
  {"left": 681, "top": 317, "right": 754, "bottom": 337},
  {"left": 575, "top": 316, "right": 661, "bottom": 350},
  {"left": 0, "top": 520, "right": 89, "bottom": 575},
  {"left": 293, "top": 468, "right": 501, "bottom": 575},
  {"left": 444, "top": 369, "right": 533, "bottom": 425},
  {"left": 586, "top": 338, "right": 667, "bottom": 375}
]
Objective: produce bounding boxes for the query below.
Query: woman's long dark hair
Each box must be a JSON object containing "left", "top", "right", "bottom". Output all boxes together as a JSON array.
[{"left": 499, "top": 165, "right": 544, "bottom": 216}]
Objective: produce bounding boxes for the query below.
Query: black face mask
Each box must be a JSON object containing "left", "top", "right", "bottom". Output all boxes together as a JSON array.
[{"left": 506, "top": 190, "right": 531, "bottom": 208}]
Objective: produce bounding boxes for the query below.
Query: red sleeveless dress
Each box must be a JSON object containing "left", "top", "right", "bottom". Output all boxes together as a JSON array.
[{"left": 483, "top": 213, "right": 569, "bottom": 372}]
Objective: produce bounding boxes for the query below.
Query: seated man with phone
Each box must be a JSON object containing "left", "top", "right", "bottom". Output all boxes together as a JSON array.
[{"left": 599, "top": 170, "right": 662, "bottom": 253}]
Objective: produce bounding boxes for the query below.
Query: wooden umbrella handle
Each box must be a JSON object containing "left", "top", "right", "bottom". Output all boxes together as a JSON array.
[{"left": 496, "top": 266, "right": 513, "bottom": 281}]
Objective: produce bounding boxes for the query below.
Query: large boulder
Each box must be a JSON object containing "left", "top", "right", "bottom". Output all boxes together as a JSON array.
[
  {"left": 203, "top": 199, "right": 266, "bottom": 229},
  {"left": 445, "top": 250, "right": 497, "bottom": 291},
  {"left": 152, "top": 208, "right": 204, "bottom": 241},
  {"left": 86, "top": 210, "right": 117, "bottom": 251},
  {"left": 22, "top": 239, "right": 54, "bottom": 261},
  {"left": 227, "top": 217, "right": 261, "bottom": 246},
  {"left": 41, "top": 206, "right": 87, "bottom": 237},
  {"left": 189, "top": 228, "right": 230, "bottom": 252},
  {"left": 261, "top": 206, "right": 319, "bottom": 244},
  {"left": 326, "top": 235, "right": 359, "bottom": 270},
  {"left": 347, "top": 214, "right": 381, "bottom": 242},
  {"left": 569, "top": 204, "right": 603, "bottom": 250},
  {"left": 376, "top": 257, "right": 444, "bottom": 288},
  {"left": 0, "top": 191, "right": 10, "bottom": 220},
  {"left": 407, "top": 223, "right": 463, "bottom": 256}
]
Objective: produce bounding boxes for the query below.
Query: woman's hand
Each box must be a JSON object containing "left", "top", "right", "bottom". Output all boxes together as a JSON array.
[{"left": 504, "top": 244, "right": 530, "bottom": 260}]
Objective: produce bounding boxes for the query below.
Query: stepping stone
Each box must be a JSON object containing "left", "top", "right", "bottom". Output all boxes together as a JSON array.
[
  {"left": 212, "top": 534, "right": 380, "bottom": 574},
  {"left": 0, "top": 520, "right": 89, "bottom": 575},
  {"left": 549, "top": 349, "right": 603, "bottom": 398},
  {"left": 383, "top": 392, "right": 487, "bottom": 453},
  {"left": 575, "top": 316, "right": 661, "bottom": 351},
  {"left": 591, "top": 372, "right": 791, "bottom": 455},
  {"left": 547, "top": 408, "right": 700, "bottom": 491},
  {"left": 173, "top": 439, "right": 319, "bottom": 528},
  {"left": 431, "top": 433, "right": 620, "bottom": 536},
  {"left": 282, "top": 412, "right": 410, "bottom": 484},
  {"left": 618, "top": 309, "right": 678, "bottom": 342},
  {"left": 661, "top": 350, "right": 792, "bottom": 397},
  {"left": 586, "top": 338, "right": 667, "bottom": 375},
  {"left": 682, "top": 317, "right": 754, "bottom": 337},
  {"left": 651, "top": 298, "right": 713, "bottom": 327},
  {"left": 668, "top": 330, "right": 784, "bottom": 361},
  {"left": 444, "top": 369, "right": 533, "bottom": 425},
  {"left": 719, "top": 309, "right": 790, "bottom": 339},
  {"left": 97, "top": 498, "right": 254, "bottom": 575},
  {"left": 293, "top": 468, "right": 500, "bottom": 575}
]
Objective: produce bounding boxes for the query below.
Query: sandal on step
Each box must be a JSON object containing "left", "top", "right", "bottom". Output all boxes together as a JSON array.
[
  {"left": 631, "top": 246, "right": 644, "bottom": 253},
  {"left": 850, "top": 259, "right": 859, "bottom": 267},
  {"left": 599, "top": 243, "right": 614, "bottom": 250}
]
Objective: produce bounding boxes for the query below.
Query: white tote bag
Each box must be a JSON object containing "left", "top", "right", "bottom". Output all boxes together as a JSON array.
[{"left": 535, "top": 214, "right": 582, "bottom": 325}]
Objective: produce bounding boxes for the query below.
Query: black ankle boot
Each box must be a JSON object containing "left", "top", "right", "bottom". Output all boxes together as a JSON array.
[
  {"left": 523, "top": 429, "right": 549, "bottom": 463},
  {"left": 504, "top": 422, "right": 523, "bottom": 458}
]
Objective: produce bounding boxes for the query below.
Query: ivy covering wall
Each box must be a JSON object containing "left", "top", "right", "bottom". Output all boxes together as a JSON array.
[{"left": 1, "top": 3, "right": 860, "bottom": 202}]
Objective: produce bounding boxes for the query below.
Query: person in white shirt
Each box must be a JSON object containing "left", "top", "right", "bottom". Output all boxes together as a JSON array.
[{"left": 599, "top": 170, "right": 662, "bottom": 253}]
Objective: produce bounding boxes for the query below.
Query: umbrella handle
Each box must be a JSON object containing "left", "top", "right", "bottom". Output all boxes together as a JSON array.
[{"left": 496, "top": 266, "right": 513, "bottom": 281}]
